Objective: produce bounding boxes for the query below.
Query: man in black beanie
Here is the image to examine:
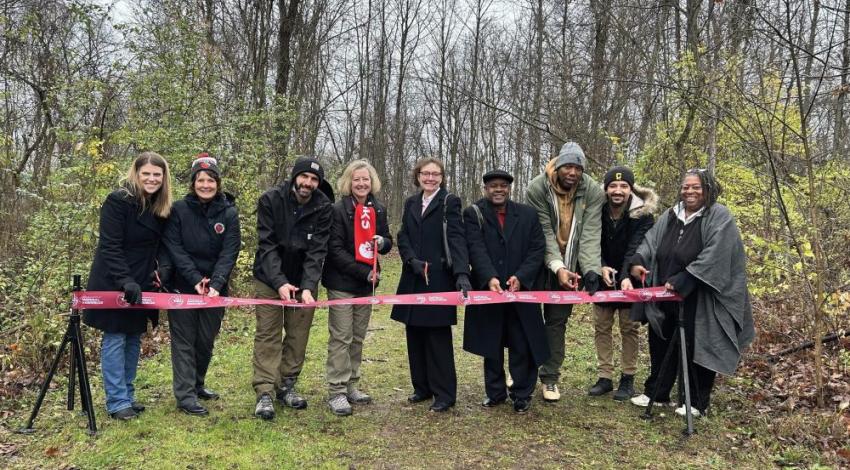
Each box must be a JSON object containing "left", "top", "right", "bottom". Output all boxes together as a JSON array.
[
  {"left": 587, "top": 165, "right": 656, "bottom": 401},
  {"left": 251, "top": 156, "right": 333, "bottom": 420}
]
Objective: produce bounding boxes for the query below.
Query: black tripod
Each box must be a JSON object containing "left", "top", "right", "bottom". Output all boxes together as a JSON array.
[
  {"left": 18, "top": 275, "right": 97, "bottom": 435},
  {"left": 641, "top": 302, "right": 698, "bottom": 436}
]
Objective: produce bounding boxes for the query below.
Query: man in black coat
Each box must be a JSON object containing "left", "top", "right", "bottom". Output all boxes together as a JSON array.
[
  {"left": 462, "top": 170, "right": 549, "bottom": 413},
  {"left": 587, "top": 166, "right": 656, "bottom": 401},
  {"left": 251, "top": 157, "right": 333, "bottom": 420}
]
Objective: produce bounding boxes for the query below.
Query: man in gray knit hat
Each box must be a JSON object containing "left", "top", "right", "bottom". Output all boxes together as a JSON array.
[{"left": 526, "top": 142, "right": 605, "bottom": 402}]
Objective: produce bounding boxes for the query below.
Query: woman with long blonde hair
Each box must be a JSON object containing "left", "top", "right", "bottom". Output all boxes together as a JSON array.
[{"left": 84, "top": 152, "right": 172, "bottom": 420}]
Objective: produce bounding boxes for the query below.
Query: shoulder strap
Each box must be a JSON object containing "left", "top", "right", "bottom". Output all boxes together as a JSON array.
[
  {"left": 470, "top": 203, "right": 484, "bottom": 232},
  {"left": 441, "top": 192, "right": 454, "bottom": 269}
]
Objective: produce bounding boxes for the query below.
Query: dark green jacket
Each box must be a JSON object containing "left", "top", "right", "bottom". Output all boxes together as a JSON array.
[{"left": 525, "top": 164, "right": 605, "bottom": 278}]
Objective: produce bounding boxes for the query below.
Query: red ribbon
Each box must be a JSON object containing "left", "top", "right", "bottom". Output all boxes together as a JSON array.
[{"left": 74, "top": 287, "right": 680, "bottom": 310}]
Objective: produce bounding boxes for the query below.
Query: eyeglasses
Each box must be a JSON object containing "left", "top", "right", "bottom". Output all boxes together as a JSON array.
[{"left": 419, "top": 171, "right": 442, "bottom": 178}]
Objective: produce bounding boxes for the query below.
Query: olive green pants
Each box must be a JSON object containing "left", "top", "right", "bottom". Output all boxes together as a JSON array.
[
  {"left": 325, "top": 289, "right": 372, "bottom": 395},
  {"left": 251, "top": 278, "right": 315, "bottom": 397}
]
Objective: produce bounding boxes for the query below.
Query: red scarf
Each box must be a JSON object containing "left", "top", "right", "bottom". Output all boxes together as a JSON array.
[{"left": 354, "top": 201, "right": 377, "bottom": 265}]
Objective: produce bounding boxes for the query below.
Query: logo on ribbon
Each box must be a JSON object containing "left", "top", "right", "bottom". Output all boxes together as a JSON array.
[
  {"left": 116, "top": 295, "right": 129, "bottom": 308},
  {"left": 169, "top": 294, "right": 185, "bottom": 307}
]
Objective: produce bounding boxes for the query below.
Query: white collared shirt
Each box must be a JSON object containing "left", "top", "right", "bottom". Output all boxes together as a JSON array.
[
  {"left": 674, "top": 202, "right": 705, "bottom": 225},
  {"left": 421, "top": 188, "right": 441, "bottom": 215}
]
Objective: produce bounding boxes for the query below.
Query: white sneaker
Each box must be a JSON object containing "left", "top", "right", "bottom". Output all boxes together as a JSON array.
[
  {"left": 630, "top": 394, "right": 651, "bottom": 407},
  {"left": 630, "top": 394, "right": 676, "bottom": 408},
  {"left": 674, "top": 405, "right": 701, "bottom": 417},
  {"left": 541, "top": 383, "right": 560, "bottom": 402}
]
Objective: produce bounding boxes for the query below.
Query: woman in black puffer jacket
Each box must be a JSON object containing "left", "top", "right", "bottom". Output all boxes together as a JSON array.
[{"left": 162, "top": 154, "right": 241, "bottom": 416}]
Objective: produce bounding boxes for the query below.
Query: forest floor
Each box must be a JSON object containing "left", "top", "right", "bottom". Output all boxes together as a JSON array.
[{"left": 0, "top": 256, "right": 845, "bottom": 468}]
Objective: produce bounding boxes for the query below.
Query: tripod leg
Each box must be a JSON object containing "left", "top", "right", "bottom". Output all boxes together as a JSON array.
[
  {"left": 72, "top": 320, "right": 97, "bottom": 435},
  {"left": 70, "top": 320, "right": 88, "bottom": 414},
  {"left": 643, "top": 332, "right": 679, "bottom": 419},
  {"left": 678, "top": 325, "right": 694, "bottom": 436},
  {"left": 68, "top": 337, "right": 76, "bottom": 411},
  {"left": 20, "top": 329, "right": 71, "bottom": 432}
]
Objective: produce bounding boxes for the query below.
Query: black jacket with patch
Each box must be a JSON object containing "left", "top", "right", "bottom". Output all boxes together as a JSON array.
[{"left": 162, "top": 192, "right": 241, "bottom": 295}]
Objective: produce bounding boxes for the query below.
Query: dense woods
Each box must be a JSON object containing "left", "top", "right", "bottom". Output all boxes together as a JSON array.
[{"left": 1, "top": 0, "right": 849, "bottom": 458}]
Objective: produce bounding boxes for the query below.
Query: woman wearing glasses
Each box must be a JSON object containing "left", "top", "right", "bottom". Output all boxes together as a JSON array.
[
  {"left": 391, "top": 157, "right": 471, "bottom": 412},
  {"left": 623, "top": 169, "right": 754, "bottom": 417}
]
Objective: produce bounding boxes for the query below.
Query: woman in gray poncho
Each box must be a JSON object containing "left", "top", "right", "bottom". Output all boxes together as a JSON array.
[{"left": 623, "top": 169, "right": 754, "bottom": 417}]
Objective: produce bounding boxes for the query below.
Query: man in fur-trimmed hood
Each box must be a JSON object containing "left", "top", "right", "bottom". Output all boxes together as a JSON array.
[{"left": 587, "top": 166, "right": 657, "bottom": 401}]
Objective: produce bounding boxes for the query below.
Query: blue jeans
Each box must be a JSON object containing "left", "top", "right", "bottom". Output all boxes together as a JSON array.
[{"left": 101, "top": 332, "right": 142, "bottom": 414}]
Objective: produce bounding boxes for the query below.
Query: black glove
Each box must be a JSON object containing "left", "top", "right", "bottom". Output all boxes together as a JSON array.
[
  {"left": 583, "top": 271, "right": 601, "bottom": 295},
  {"left": 122, "top": 282, "right": 142, "bottom": 305},
  {"left": 409, "top": 259, "right": 427, "bottom": 278},
  {"left": 455, "top": 273, "right": 472, "bottom": 297},
  {"left": 666, "top": 271, "right": 698, "bottom": 297}
]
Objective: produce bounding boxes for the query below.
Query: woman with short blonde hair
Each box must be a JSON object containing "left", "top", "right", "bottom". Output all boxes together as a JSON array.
[
  {"left": 337, "top": 159, "right": 382, "bottom": 196},
  {"left": 321, "top": 159, "right": 393, "bottom": 416}
]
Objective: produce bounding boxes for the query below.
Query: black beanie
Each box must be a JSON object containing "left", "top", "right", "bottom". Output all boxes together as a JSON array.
[
  {"left": 603, "top": 166, "right": 634, "bottom": 189},
  {"left": 290, "top": 157, "right": 325, "bottom": 184},
  {"left": 190, "top": 153, "right": 220, "bottom": 182}
]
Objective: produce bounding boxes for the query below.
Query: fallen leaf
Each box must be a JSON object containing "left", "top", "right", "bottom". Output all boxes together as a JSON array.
[
  {"left": 45, "top": 446, "right": 60, "bottom": 457},
  {"left": 0, "top": 443, "right": 18, "bottom": 456}
]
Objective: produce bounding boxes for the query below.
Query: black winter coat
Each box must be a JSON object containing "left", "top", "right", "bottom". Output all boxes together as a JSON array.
[
  {"left": 599, "top": 187, "right": 656, "bottom": 309},
  {"left": 162, "top": 192, "right": 241, "bottom": 295},
  {"left": 391, "top": 189, "right": 469, "bottom": 327},
  {"left": 84, "top": 190, "right": 166, "bottom": 334},
  {"left": 322, "top": 195, "right": 393, "bottom": 295},
  {"left": 252, "top": 181, "right": 333, "bottom": 293},
  {"left": 462, "top": 199, "right": 549, "bottom": 365}
]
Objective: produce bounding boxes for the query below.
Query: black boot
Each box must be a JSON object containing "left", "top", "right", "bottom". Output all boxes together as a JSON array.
[
  {"left": 588, "top": 378, "right": 614, "bottom": 396},
  {"left": 613, "top": 374, "right": 635, "bottom": 401}
]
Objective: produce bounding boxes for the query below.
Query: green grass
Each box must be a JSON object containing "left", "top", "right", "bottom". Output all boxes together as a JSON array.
[{"left": 0, "top": 256, "right": 827, "bottom": 468}]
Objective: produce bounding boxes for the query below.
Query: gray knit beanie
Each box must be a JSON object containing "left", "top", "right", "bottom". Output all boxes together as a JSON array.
[{"left": 554, "top": 142, "right": 586, "bottom": 170}]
